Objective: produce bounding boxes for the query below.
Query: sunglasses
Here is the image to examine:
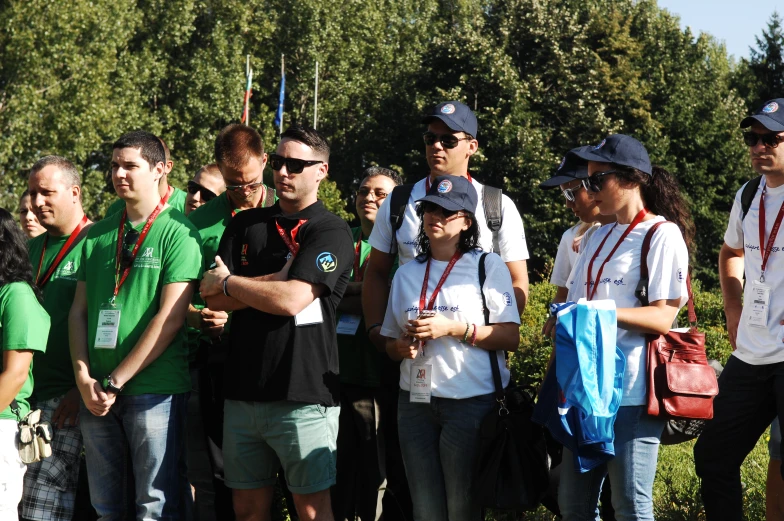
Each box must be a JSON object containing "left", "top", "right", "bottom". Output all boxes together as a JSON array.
[
  {"left": 561, "top": 183, "right": 584, "bottom": 202},
  {"left": 225, "top": 179, "right": 265, "bottom": 193},
  {"left": 269, "top": 154, "right": 323, "bottom": 174},
  {"left": 421, "top": 201, "right": 466, "bottom": 220},
  {"left": 357, "top": 187, "right": 389, "bottom": 200},
  {"left": 743, "top": 131, "right": 784, "bottom": 148},
  {"left": 187, "top": 181, "right": 218, "bottom": 202},
  {"left": 121, "top": 228, "right": 140, "bottom": 270},
  {"left": 422, "top": 132, "right": 471, "bottom": 149},
  {"left": 582, "top": 170, "right": 620, "bottom": 193}
]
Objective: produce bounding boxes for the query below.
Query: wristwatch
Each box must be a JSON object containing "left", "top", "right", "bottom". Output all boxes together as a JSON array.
[{"left": 102, "top": 375, "right": 124, "bottom": 394}]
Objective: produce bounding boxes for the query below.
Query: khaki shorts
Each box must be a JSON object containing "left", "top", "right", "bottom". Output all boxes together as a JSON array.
[{"left": 223, "top": 399, "right": 339, "bottom": 494}]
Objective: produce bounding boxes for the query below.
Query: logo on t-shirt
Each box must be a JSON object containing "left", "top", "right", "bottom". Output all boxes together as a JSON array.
[
  {"left": 503, "top": 292, "right": 512, "bottom": 306},
  {"left": 678, "top": 268, "right": 684, "bottom": 282},
  {"left": 437, "top": 180, "right": 452, "bottom": 193},
  {"left": 134, "top": 247, "right": 161, "bottom": 269},
  {"left": 317, "top": 252, "right": 337, "bottom": 272},
  {"left": 241, "top": 244, "right": 249, "bottom": 266},
  {"left": 141, "top": 247, "right": 154, "bottom": 258}
]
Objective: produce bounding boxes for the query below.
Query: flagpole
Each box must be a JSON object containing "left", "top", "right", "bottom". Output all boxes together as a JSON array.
[
  {"left": 280, "top": 55, "right": 285, "bottom": 137},
  {"left": 313, "top": 61, "right": 319, "bottom": 129}
]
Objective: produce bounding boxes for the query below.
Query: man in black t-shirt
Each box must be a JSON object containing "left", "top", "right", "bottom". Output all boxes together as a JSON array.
[{"left": 200, "top": 126, "right": 353, "bottom": 521}]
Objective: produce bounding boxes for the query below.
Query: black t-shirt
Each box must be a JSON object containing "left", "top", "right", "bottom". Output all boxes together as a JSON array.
[{"left": 218, "top": 200, "right": 354, "bottom": 406}]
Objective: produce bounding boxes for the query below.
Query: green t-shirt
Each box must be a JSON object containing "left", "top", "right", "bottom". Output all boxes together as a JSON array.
[
  {"left": 28, "top": 231, "right": 87, "bottom": 401},
  {"left": 104, "top": 186, "right": 187, "bottom": 219},
  {"left": 0, "top": 283, "right": 49, "bottom": 420},
  {"left": 77, "top": 207, "right": 203, "bottom": 395}
]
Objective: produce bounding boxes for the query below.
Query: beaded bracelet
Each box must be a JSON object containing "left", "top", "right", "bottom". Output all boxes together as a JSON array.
[
  {"left": 462, "top": 322, "right": 471, "bottom": 343},
  {"left": 470, "top": 323, "right": 478, "bottom": 346}
]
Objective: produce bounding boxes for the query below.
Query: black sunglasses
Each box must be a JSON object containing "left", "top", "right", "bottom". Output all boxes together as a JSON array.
[
  {"left": 121, "top": 229, "right": 140, "bottom": 269},
  {"left": 269, "top": 154, "right": 323, "bottom": 174},
  {"left": 422, "top": 132, "right": 471, "bottom": 149},
  {"left": 187, "top": 181, "right": 218, "bottom": 202},
  {"left": 582, "top": 170, "right": 620, "bottom": 193},
  {"left": 421, "top": 201, "right": 465, "bottom": 219},
  {"left": 743, "top": 131, "right": 783, "bottom": 148}
]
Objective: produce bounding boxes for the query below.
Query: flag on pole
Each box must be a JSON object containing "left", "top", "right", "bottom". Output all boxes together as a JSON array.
[
  {"left": 273, "top": 55, "right": 285, "bottom": 132},
  {"left": 241, "top": 56, "right": 253, "bottom": 125}
]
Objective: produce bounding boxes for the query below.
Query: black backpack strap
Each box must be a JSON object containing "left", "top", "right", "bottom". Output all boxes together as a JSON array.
[
  {"left": 741, "top": 176, "right": 763, "bottom": 221},
  {"left": 387, "top": 183, "right": 415, "bottom": 255},
  {"left": 479, "top": 253, "right": 505, "bottom": 402},
  {"left": 635, "top": 222, "right": 666, "bottom": 306}
]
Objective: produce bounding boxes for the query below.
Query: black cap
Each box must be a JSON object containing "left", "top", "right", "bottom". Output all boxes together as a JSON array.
[
  {"left": 417, "top": 176, "right": 478, "bottom": 213},
  {"left": 740, "top": 99, "right": 784, "bottom": 132},
  {"left": 422, "top": 101, "right": 478, "bottom": 137},
  {"left": 567, "top": 134, "right": 652, "bottom": 176},
  {"left": 539, "top": 146, "right": 591, "bottom": 189}
]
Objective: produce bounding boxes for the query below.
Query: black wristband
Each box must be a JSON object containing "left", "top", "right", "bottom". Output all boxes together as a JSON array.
[
  {"left": 366, "top": 322, "right": 382, "bottom": 335},
  {"left": 222, "top": 275, "right": 232, "bottom": 297}
]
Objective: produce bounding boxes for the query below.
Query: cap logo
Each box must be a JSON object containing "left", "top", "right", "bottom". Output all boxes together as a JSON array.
[
  {"left": 441, "top": 104, "right": 456, "bottom": 115},
  {"left": 437, "top": 180, "right": 452, "bottom": 193},
  {"left": 763, "top": 102, "right": 779, "bottom": 114},
  {"left": 594, "top": 139, "right": 607, "bottom": 150},
  {"left": 557, "top": 157, "right": 566, "bottom": 171}
]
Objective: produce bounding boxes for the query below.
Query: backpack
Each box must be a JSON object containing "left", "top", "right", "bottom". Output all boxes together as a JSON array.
[
  {"left": 740, "top": 175, "right": 763, "bottom": 221},
  {"left": 388, "top": 180, "right": 503, "bottom": 252}
]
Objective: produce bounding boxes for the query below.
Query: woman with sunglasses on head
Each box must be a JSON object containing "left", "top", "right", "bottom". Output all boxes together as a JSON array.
[
  {"left": 557, "top": 134, "right": 693, "bottom": 521},
  {"left": 0, "top": 207, "right": 50, "bottom": 519},
  {"left": 380, "top": 175, "right": 521, "bottom": 521}
]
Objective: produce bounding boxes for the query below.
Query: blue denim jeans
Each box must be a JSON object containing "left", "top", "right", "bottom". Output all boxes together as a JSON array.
[
  {"left": 80, "top": 393, "right": 188, "bottom": 521},
  {"left": 397, "top": 390, "right": 495, "bottom": 521},
  {"left": 558, "top": 405, "right": 665, "bottom": 521}
]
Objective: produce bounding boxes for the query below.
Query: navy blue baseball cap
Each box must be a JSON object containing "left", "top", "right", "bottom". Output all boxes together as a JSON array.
[
  {"left": 539, "top": 146, "right": 591, "bottom": 189},
  {"left": 422, "top": 101, "right": 478, "bottom": 137},
  {"left": 740, "top": 99, "right": 784, "bottom": 132},
  {"left": 417, "top": 175, "right": 478, "bottom": 213},
  {"left": 567, "top": 134, "right": 652, "bottom": 176}
]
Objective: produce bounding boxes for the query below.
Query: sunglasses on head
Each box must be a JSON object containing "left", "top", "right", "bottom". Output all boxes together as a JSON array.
[
  {"left": 121, "top": 228, "right": 140, "bottom": 270},
  {"left": 561, "top": 183, "right": 585, "bottom": 202},
  {"left": 422, "top": 132, "right": 471, "bottom": 149},
  {"left": 582, "top": 170, "right": 620, "bottom": 193},
  {"left": 269, "top": 154, "right": 323, "bottom": 174},
  {"left": 421, "top": 201, "right": 466, "bottom": 220},
  {"left": 187, "top": 181, "right": 218, "bottom": 202},
  {"left": 743, "top": 131, "right": 784, "bottom": 148}
]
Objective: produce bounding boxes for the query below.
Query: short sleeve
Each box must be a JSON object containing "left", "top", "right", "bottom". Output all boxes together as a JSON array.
[
  {"left": 368, "top": 194, "right": 397, "bottom": 254},
  {"left": 162, "top": 224, "right": 203, "bottom": 285},
  {"left": 481, "top": 253, "right": 521, "bottom": 325},
  {"left": 646, "top": 223, "right": 690, "bottom": 306},
  {"left": 495, "top": 194, "right": 529, "bottom": 262},
  {"left": 289, "top": 221, "right": 354, "bottom": 294},
  {"left": 551, "top": 227, "right": 577, "bottom": 287},
  {"left": 1, "top": 284, "right": 49, "bottom": 353},
  {"left": 724, "top": 189, "right": 744, "bottom": 250}
]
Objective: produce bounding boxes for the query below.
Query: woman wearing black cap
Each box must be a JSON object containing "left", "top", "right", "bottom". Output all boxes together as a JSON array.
[
  {"left": 557, "top": 135, "right": 694, "bottom": 521},
  {"left": 379, "top": 175, "right": 520, "bottom": 521}
]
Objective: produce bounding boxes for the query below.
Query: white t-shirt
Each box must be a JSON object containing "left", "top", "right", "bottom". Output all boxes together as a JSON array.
[
  {"left": 566, "top": 216, "right": 689, "bottom": 406},
  {"left": 724, "top": 178, "right": 784, "bottom": 365},
  {"left": 368, "top": 176, "right": 530, "bottom": 265},
  {"left": 380, "top": 250, "right": 521, "bottom": 399},
  {"left": 550, "top": 223, "right": 600, "bottom": 287}
]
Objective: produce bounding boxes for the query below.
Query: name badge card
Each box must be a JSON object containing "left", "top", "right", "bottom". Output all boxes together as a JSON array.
[
  {"left": 295, "top": 298, "right": 324, "bottom": 326},
  {"left": 336, "top": 314, "right": 362, "bottom": 335},
  {"left": 95, "top": 303, "right": 121, "bottom": 349},
  {"left": 409, "top": 356, "right": 433, "bottom": 403},
  {"left": 747, "top": 280, "right": 771, "bottom": 329}
]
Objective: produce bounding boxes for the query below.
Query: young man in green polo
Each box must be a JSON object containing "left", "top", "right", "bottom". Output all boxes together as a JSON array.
[{"left": 69, "top": 130, "right": 203, "bottom": 519}]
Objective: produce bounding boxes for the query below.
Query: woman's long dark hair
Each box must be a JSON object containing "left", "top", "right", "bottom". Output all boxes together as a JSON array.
[
  {"left": 414, "top": 203, "right": 481, "bottom": 262},
  {"left": 614, "top": 165, "right": 695, "bottom": 251},
  {"left": 0, "top": 207, "right": 41, "bottom": 301}
]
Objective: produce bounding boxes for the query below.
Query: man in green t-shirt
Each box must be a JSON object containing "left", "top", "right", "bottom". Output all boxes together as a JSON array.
[
  {"left": 104, "top": 137, "right": 187, "bottom": 218},
  {"left": 22, "top": 155, "right": 93, "bottom": 521},
  {"left": 69, "top": 131, "right": 203, "bottom": 519},
  {"left": 186, "top": 124, "right": 276, "bottom": 519}
]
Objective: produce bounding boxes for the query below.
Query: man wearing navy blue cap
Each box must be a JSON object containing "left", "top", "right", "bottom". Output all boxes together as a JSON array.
[
  {"left": 694, "top": 98, "right": 784, "bottom": 521},
  {"left": 363, "top": 100, "right": 530, "bottom": 350}
]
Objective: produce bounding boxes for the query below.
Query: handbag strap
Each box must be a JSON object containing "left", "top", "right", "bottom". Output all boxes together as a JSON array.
[
  {"left": 639, "top": 221, "right": 697, "bottom": 326},
  {"left": 478, "top": 253, "right": 505, "bottom": 403}
]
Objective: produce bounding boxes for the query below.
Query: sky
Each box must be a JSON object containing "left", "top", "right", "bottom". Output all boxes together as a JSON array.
[{"left": 656, "top": 0, "right": 780, "bottom": 60}]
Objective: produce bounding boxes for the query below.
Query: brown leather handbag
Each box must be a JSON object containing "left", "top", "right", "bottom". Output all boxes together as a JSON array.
[{"left": 636, "top": 222, "right": 719, "bottom": 420}]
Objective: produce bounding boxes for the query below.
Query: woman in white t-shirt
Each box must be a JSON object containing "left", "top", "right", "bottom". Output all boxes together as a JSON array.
[
  {"left": 558, "top": 135, "right": 693, "bottom": 521},
  {"left": 380, "top": 175, "right": 520, "bottom": 521}
]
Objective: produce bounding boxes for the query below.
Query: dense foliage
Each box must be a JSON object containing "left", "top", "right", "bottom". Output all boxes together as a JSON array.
[{"left": 1, "top": 1, "right": 782, "bottom": 286}]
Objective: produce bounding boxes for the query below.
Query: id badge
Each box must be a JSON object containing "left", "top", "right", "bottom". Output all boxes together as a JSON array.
[
  {"left": 409, "top": 356, "right": 433, "bottom": 403},
  {"left": 747, "top": 281, "right": 771, "bottom": 329},
  {"left": 336, "top": 314, "right": 362, "bottom": 335},
  {"left": 295, "top": 298, "right": 324, "bottom": 326},
  {"left": 95, "top": 302, "right": 121, "bottom": 349}
]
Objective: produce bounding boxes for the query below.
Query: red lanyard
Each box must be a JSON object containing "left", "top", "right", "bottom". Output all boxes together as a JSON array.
[
  {"left": 353, "top": 231, "right": 367, "bottom": 282},
  {"left": 35, "top": 215, "right": 89, "bottom": 288},
  {"left": 419, "top": 251, "right": 462, "bottom": 312},
  {"left": 425, "top": 172, "right": 472, "bottom": 192},
  {"left": 112, "top": 189, "right": 172, "bottom": 299},
  {"left": 275, "top": 219, "right": 307, "bottom": 256},
  {"left": 586, "top": 208, "right": 648, "bottom": 300},
  {"left": 230, "top": 185, "right": 268, "bottom": 218},
  {"left": 758, "top": 184, "right": 784, "bottom": 282}
]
